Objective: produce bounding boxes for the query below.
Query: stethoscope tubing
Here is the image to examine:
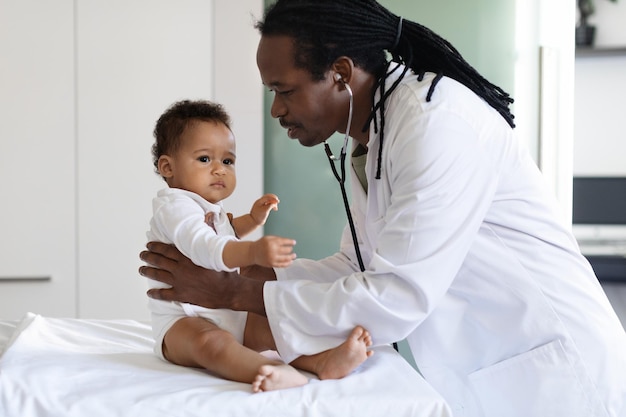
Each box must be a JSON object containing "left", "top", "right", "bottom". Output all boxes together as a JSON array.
[
  {"left": 323, "top": 81, "right": 400, "bottom": 352},
  {"left": 323, "top": 82, "right": 365, "bottom": 272}
]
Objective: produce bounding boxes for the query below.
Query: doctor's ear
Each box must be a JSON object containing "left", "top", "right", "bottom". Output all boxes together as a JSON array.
[{"left": 331, "top": 56, "right": 353, "bottom": 85}]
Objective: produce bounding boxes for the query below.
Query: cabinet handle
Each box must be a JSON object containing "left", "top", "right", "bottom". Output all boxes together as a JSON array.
[{"left": 0, "top": 276, "right": 51, "bottom": 282}]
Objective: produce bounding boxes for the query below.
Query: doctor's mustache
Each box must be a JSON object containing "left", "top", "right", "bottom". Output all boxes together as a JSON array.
[{"left": 279, "top": 118, "right": 302, "bottom": 130}]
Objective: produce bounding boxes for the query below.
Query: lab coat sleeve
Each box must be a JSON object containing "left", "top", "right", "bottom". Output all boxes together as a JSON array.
[
  {"left": 150, "top": 194, "right": 237, "bottom": 272},
  {"left": 266, "top": 79, "right": 503, "bottom": 363}
]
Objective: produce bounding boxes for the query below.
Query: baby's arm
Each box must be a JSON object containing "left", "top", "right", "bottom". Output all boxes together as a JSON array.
[
  {"left": 225, "top": 194, "right": 296, "bottom": 268},
  {"left": 222, "top": 235, "right": 296, "bottom": 269},
  {"left": 151, "top": 194, "right": 237, "bottom": 271},
  {"left": 231, "top": 194, "right": 279, "bottom": 238}
]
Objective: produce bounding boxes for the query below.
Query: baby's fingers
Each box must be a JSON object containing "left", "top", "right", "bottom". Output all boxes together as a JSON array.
[
  {"left": 261, "top": 194, "right": 280, "bottom": 209},
  {"left": 272, "top": 253, "right": 297, "bottom": 268}
]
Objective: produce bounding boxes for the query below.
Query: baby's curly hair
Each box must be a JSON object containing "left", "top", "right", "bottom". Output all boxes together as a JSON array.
[{"left": 152, "top": 100, "right": 232, "bottom": 177}]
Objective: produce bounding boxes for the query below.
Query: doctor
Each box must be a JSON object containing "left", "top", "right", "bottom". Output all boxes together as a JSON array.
[{"left": 140, "top": 1, "right": 626, "bottom": 415}]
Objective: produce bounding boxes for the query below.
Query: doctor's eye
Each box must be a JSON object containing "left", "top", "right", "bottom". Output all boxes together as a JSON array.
[
  {"left": 269, "top": 87, "right": 293, "bottom": 97},
  {"left": 223, "top": 158, "right": 234, "bottom": 166},
  {"left": 198, "top": 156, "right": 210, "bottom": 163}
]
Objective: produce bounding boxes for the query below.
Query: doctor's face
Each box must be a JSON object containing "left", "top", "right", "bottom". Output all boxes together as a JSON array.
[{"left": 256, "top": 35, "right": 344, "bottom": 147}]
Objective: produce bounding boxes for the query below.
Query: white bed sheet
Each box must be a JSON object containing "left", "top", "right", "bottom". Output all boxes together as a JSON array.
[{"left": 0, "top": 313, "right": 451, "bottom": 417}]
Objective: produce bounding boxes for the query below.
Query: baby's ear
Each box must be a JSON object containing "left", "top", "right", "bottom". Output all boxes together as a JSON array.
[{"left": 157, "top": 155, "right": 174, "bottom": 178}]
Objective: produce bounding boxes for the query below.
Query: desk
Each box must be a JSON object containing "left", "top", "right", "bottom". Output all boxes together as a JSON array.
[{"left": 586, "top": 255, "right": 626, "bottom": 282}]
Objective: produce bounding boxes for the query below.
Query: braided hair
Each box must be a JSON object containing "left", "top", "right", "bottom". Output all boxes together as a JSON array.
[{"left": 256, "top": 0, "right": 515, "bottom": 179}]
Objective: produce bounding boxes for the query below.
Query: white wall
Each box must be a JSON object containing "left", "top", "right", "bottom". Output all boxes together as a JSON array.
[
  {"left": 574, "top": 1, "right": 626, "bottom": 176},
  {"left": 574, "top": 1, "right": 626, "bottom": 328},
  {"left": 584, "top": 0, "right": 626, "bottom": 47},
  {"left": 536, "top": 0, "right": 576, "bottom": 220}
]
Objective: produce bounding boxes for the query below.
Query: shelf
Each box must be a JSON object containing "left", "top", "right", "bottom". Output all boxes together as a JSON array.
[{"left": 576, "top": 46, "right": 626, "bottom": 57}]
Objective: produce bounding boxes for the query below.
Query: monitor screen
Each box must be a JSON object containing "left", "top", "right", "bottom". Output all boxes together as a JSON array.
[{"left": 572, "top": 177, "right": 626, "bottom": 225}]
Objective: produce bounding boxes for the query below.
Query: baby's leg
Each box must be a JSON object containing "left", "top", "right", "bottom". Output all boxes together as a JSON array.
[
  {"left": 290, "top": 325, "right": 373, "bottom": 380},
  {"left": 163, "top": 316, "right": 307, "bottom": 390},
  {"left": 244, "top": 313, "right": 317, "bottom": 392},
  {"left": 243, "top": 312, "right": 276, "bottom": 352},
  {"left": 252, "top": 326, "right": 373, "bottom": 391}
]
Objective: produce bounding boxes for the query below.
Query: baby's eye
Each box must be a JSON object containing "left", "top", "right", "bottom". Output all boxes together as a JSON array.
[
  {"left": 223, "top": 158, "right": 234, "bottom": 166},
  {"left": 198, "top": 156, "right": 210, "bottom": 163}
]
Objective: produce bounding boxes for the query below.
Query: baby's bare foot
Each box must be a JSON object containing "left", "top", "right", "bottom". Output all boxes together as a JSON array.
[
  {"left": 251, "top": 363, "right": 308, "bottom": 393},
  {"left": 316, "top": 325, "right": 373, "bottom": 380}
]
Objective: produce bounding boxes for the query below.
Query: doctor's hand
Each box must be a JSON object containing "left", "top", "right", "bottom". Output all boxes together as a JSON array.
[{"left": 139, "top": 242, "right": 267, "bottom": 316}]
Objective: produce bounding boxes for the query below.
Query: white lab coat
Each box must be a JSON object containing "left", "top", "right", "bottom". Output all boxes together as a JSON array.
[{"left": 265, "top": 70, "right": 626, "bottom": 416}]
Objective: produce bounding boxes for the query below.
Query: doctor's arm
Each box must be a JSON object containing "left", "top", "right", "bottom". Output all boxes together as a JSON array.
[{"left": 139, "top": 242, "right": 271, "bottom": 316}]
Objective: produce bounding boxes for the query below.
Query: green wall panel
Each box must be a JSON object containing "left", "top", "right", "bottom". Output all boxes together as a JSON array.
[{"left": 379, "top": 0, "right": 515, "bottom": 93}]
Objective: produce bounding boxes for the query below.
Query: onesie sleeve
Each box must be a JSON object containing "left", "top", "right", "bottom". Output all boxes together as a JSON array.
[{"left": 151, "top": 194, "right": 237, "bottom": 272}]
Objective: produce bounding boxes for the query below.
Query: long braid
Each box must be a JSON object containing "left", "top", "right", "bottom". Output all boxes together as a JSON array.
[
  {"left": 396, "top": 18, "right": 515, "bottom": 127},
  {"left": 257, "top": 0, "right": 516, "bottom": 179}
]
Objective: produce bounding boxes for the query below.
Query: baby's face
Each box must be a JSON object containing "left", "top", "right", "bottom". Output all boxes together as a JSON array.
[{"left": 165, "top": 120, "right": 237, "bottom": 203}]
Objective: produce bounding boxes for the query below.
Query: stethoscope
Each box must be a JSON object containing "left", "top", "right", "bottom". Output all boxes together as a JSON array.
[
  {"left": 323, "top": 74, "right": 365, "bottom": 272},
  {"left": 324, "top": 76, "right": 399, "bottom": 352}
]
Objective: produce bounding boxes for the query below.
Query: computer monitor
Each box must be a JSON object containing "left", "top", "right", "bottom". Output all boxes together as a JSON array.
[{"left": 572, "top": 177, "right": 626, "bottom": 225}]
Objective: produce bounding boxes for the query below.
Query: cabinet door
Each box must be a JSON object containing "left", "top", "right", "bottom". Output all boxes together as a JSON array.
[
  {"left": 0, "top": 0, "right": 76, "bottom": 319},
  {"left": 0, "top": 1, "right": 264, "bottom": 320},
  {"left": 76, "top": 0, "right": 214, "bottom": 320},
  {"left": 76, "top": 0, "right": 264, "bottom": 320}
]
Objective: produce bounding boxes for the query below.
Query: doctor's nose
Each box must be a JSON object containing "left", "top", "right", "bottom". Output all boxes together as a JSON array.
[{"left": 270, "top": 94, "right": 286, "bottom": 119}]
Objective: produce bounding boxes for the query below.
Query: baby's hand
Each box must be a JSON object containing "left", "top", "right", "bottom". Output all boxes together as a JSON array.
[
  {"left": 250, "top": 194, "right": 280, "bottom": 226},
  {"left": 252, "top": 235, "right": 296, "bottom": 268}
]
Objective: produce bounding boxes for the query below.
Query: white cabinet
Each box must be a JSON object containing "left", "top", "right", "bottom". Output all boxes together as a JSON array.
[
  {"left": 0, "top": 0, "right": 263, "bottom": 321},
  {"left": 0, "top": 0, "right": 77, "bottom": 319}
]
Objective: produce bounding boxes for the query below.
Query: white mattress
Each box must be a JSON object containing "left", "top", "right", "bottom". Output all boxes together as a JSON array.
[{"left": 0, "top": 313, "right": 451, "bottom": 417}]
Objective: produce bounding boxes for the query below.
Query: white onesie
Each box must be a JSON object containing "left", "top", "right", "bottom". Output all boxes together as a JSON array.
[{"left": 146, "top": 187, "right": 247, "bottom": 360}]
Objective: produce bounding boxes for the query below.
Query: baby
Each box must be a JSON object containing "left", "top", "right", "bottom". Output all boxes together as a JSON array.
[{"left": 146, "top": 99, "right": 372, "bottom": 392}]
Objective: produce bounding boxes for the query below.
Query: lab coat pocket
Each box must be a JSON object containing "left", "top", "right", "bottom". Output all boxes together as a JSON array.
[{"left": 468, "top": 339, "right": 593, "bottom": 417}]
